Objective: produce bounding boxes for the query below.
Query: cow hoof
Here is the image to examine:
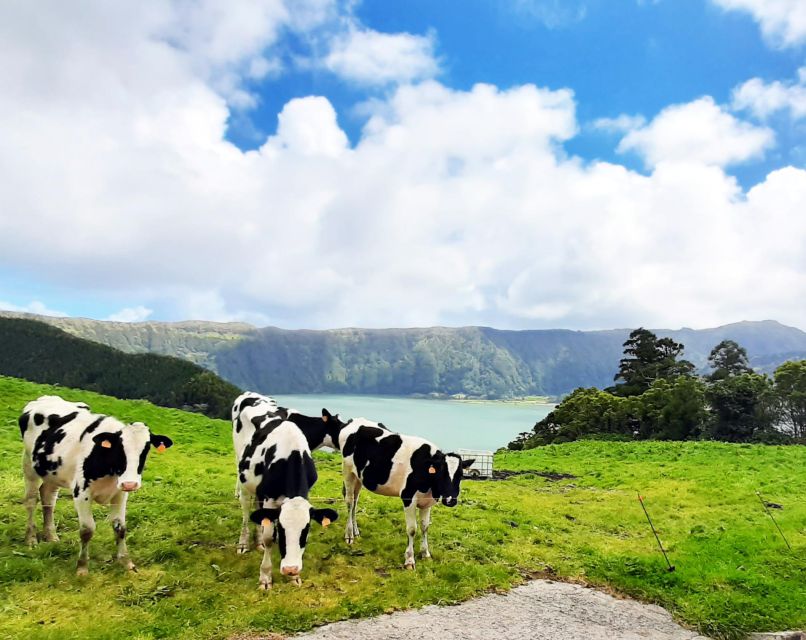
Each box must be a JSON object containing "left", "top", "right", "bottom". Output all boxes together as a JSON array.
[
  {"left": 76, "top": 566, "right": 89, "bottom": 577},
  {"left": 292, "top": 577, "right": 302, "bottom": 587},
  {"left": 404, "top": 561, "right": 415, "bottom": 570},
  {"left": 237, "top": 544, "right": 249, "bottom": 555},
  {"left": 121, "top": 560, "right": 136, "bottom": 571},
  {"left": 421, "top": 552, "right": 431, "bottom": 559},
  {"left": 44, "top": 533, "right": 60, "bottom": 543},
  {"left": 25, "top": 535, "right": 38, "bottom": 547},
  {"left": 345, "top": 537, "right": 354, "bottom": 545},
  {"left": 258, "top": 581, "right": 272, "bottom": 591},
  {"left": 256, "top": 543, "right": 265, "bottom": 552}
]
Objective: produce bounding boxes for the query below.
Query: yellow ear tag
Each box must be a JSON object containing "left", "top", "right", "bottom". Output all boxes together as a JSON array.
[
  {"left": 261, "top": 518, "right": 271, "bottom": 527},
  {"left": 322, "top": 517, "right": 331, "bottom": 528},
  {"left": 101, "top": 440, "right": 112, "bottom": 449},
  {"left": 157, "top": 444, "right": 166, "bottom": 453},
  {"left": 428, "top": 466, "right": 436, "bottom": 474}
]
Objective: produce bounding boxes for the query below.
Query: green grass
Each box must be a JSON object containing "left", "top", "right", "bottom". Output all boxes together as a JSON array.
[{"left": 0, "top": 375, "right": 803, "bottom": 640}]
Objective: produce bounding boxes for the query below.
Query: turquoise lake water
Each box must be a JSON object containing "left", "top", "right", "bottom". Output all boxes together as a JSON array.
[{"left": 274, "top": 395, "right": 553, "bottom": 452}]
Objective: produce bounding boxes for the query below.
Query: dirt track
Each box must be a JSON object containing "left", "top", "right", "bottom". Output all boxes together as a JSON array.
[{"left": 286, "top": 580, "right": 712, "bottom": 640}]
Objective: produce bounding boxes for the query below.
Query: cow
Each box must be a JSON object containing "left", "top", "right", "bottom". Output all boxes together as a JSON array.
[
  {"left": 19, "top": 395, "right": 173, "bottom": 575},
  {"left": 339, "top": 419, "right": 474, "bottom": 569},
  {"left": 231, "top": 391, "right": 346, "bottom": 499},
  {"left": 234, "top": 412, "right": 338, "bottom": 589},
  {"left": 232, "top": 391, "right": 346, "bottom": 452}
]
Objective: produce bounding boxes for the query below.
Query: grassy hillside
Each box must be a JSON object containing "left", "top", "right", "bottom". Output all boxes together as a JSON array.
[
  {"left": 4, "top": 311, "right": 806, "bottom": 397},
  {"left": 0, "top": 318, "right": 241, "bottom": 418},
  {"left": 0, "top": 375, "right": 803, "bottom": 639}
]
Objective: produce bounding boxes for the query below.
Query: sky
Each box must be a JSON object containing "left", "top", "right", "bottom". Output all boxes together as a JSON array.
[{"left": 0, "top": 0, "right": 804, "bottom": 331}]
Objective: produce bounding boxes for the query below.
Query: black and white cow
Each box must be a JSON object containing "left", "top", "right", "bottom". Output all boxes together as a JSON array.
[
  {"left": 19, "top": 395, "right": 173, "bottom": 574},
  {"left": 339, "top": 419, "right": 474, "bottom": 569},
  {"left": 232, "top": 391, "right": 346, "bottom": 453},
  {"left": 234, "top": 408, "right": 338, "bottom": 589}
]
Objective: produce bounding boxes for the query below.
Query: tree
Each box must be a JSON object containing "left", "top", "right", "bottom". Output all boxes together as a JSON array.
[
  {"left": 708, "top": 340, "right": 752, "bottom": 381},
  {"left": 635, "top": 377, "right": 708, "bottom": 440},
  {"left": 773, "top": 360, "right": 806, "bottom": 440},
  {"left": 611, "top": 328, "right": 695, "bottom": 397},
  {"left": 705, "top": 373, "right": 778, "bottom": 442}
]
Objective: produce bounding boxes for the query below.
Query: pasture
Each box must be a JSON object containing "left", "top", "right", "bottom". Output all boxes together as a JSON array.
[{"left": 0, "top": 376, "right": 803, "bottom": 640}]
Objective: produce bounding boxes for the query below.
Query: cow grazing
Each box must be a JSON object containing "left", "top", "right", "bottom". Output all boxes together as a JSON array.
[
  {"left": 235, "top": 414, "right": 337, "bottom": 589},
  {"left": 20, "top": 395, "right": 173, "bottom": 574},
  {"left": 339, "top": 419, "right": 474, "bottom": 569}
]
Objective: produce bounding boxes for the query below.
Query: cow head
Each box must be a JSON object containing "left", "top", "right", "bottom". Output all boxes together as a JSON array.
[
  {"left": 429, "top": 453, "right": 474, "bottom": 507},
  {"left": 250, "top": 498, "right": 338, "bottom": 577},
  {"left": 321, "top": 409, "right": 347, "bottom": 449},
  {"left": 88, "top": 422, "right": 173, "bottom": 492}
]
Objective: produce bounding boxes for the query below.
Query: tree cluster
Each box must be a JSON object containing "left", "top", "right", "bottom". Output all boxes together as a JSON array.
[
  {"left": 509, "top": 330, "right": 805, "bottom": 449},
  {"left": 0, "top": 318, "right": 240, "bottom": 419}
]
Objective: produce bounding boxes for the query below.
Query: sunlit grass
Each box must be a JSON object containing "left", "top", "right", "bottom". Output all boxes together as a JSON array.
[{"left": 0, "top": 376, "right": 803, "bottom": 639}]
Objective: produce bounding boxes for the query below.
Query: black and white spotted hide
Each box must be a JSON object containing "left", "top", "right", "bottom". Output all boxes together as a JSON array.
[
  {"left": 339, "top": 419, "right": 474, "bottom": 569},
  {"left": 19, "top": 395, "right": 173, "bottom": 574},
  {"left": 234, "top": 418, "right": 337, "bottom": 589}
]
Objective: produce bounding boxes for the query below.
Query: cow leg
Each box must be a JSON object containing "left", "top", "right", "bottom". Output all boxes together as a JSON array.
[
  {"left": 258, "top": 520, "right": 274, "bottom": 590},
  {"left": 22, "top": 464, "right": 41, "bottom": 546},
  {"left": 74, "top": 491, "right": 95, "bottom": 575},
  {"left": 39, "top": 483, "right": 60, "bottom": 542},
  {"left": 403, "top": 500, "right": 418, "bottom": 569},
  {"left": 110, "top": 492, "right": 135, "bottom": 571},
  {"left": 237, "top": 488, "right": 252, "bottom": 554},
  {"left": 419, "top": 505, "right": 432, "bottom": 559},
  {"left": 343, "top": 468, "right": 361, "bottom": 544},
  {"left": 252, "top": 496, "right": 265, "bottom": 551}
]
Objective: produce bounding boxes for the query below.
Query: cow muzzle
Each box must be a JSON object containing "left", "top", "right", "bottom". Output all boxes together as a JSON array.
[
  {"left": 120, "top": 481, "right": 141, "bottom": 492},
  {"left": 281, "top": 565, "right": 300, "bottom": 577},
  {"left": 442, "top": 496, "right": 458, "bottom": 507}
]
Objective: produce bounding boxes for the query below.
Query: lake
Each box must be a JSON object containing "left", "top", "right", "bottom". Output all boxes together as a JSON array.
[{"left": 274, "top": 394, "right": 553, "bottom": 451}]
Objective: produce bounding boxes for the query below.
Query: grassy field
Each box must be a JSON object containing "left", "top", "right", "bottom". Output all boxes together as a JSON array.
[{"left": 0, "top": 376, "right": 803, "bottom": 640}]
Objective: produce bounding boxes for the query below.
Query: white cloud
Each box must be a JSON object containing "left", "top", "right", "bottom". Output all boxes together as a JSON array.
[
  {"left": 106, "top": 306, "right": 154, "bottom": 323},
  {"left": 0, "top": 2, "right": 804, "bottom": 333},
  {"left": 0, "top": 301, "right": 68, "bottom": 317},
  {"left": 732, "top": 69, "right": 806, "bottom": 120},
  {"left": 507, "top": 1, "right": 588, "bottom": 28},
  {"left": 324, "top": 27, "right": 439, "bottom": 86},
  {"left": 618, "top": 97, "right": 774, "bottom": 167},
  {"left": 712, "top": 0, "right": 806, "bottom": 47},
  {"left": 593, "top": 114, "right": 647, "bottom": 133}
]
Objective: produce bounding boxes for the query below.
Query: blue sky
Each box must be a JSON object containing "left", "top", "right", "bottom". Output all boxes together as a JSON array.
[{"left": 0, "top": 0, "right": 804, "bottom": 330}]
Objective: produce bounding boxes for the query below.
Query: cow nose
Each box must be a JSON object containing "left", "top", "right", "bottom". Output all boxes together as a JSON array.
[
  {"left": 281, "top": 566, "right": 300, "bottom": 576},
  {"left": 443, "top": 496, "right": 457, "bottom": 507},
  {"left": 120, "top": 482, "right": 140, "bottom": 492}
]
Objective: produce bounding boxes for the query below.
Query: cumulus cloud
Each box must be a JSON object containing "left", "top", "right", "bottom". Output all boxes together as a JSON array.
[
  {"left": 0, "top": 301, "right": 68, "bottom": 317},
  {"left": 617, "top": 97, "right": 774, "bottom": 167},
  {"left": 0, "top": 2, "right": 804, "bottom": 331},
  {"left": 732, "top": 69, "right": 806, "bottom": 120},
  {"left": 324, "top": 27, "right": 439, "bottom": 86},
  {"left": 711, "top": 0, "right": 806, "bottom": 48},
  {"left": 106, "top": 306, "right": 154, "bottom": 323},
  {"left": 592, "top": 114, "right": 647, "bottom": 133}
]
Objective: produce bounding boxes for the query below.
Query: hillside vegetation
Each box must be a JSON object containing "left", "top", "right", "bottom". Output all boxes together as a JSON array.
[
  {"left": 0, "top": 376, "right": 803, "bottom": 639},
  {"left": 0, "top": 318, "right": 240, "bottom": 418},
  {"left": 4, "top": 312, "right": 806, "bottom": 397}
]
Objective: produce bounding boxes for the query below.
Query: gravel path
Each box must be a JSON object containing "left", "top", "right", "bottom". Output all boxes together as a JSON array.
[{"left": 288, "top": 580, "right": 711, "bottom": 640}]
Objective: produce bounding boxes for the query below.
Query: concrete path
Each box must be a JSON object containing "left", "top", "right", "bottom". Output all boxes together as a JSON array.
[{"left": 289, "top": 580, "right": 711, "bottom": 640}]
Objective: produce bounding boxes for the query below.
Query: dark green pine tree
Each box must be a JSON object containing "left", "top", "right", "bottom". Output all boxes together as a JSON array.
[
  {"left": 611, "top": 328, "right": 694, "bottom": 397},
  {"left": 707, "top": 339, "right": 752, "bottom": 381}
]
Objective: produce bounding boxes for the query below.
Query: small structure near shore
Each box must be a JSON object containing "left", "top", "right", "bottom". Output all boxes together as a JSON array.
[{"left": 458, "top": 449, "right": 493, "bottom": 478}]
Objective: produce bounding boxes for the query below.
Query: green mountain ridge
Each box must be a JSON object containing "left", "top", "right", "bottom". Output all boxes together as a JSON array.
[{"left": 2, "top": 311, "right": 805, "bottom": 398}]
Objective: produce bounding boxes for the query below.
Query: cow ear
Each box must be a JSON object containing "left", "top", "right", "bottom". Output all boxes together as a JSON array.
[
  {"left": 310, "top": 508, "right": 338, "bottom": 527},
  {"left": 92, "top": 433, "right": 114, "bottom": 449},
  {"left": 322, "top": 408, "right": 331, "bottom": 422},
  {"left": 250, "top": 508, "right": 280, "bottom": 526},
  {"left": 150, "top": 434, "right": 174, "bottom": 452},
  {"left": 461, "top": 458, "right": 476, "bottom": 469}
]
